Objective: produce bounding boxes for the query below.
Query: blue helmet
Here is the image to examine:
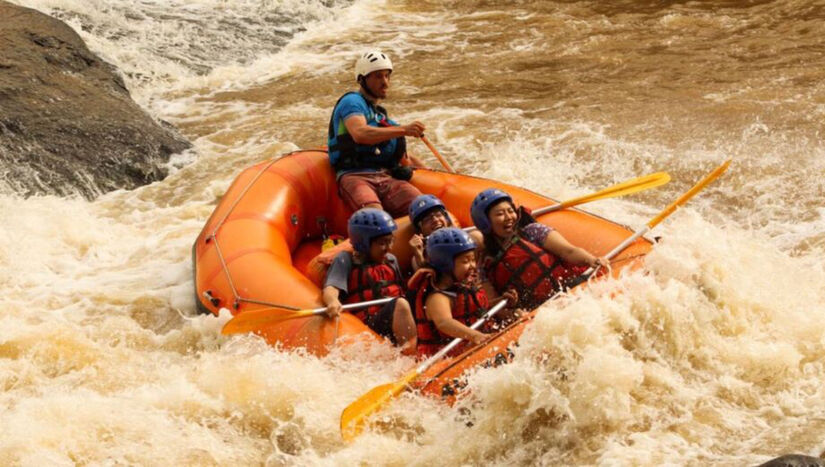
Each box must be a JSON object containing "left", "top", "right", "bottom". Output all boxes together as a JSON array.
[
  {"left": 348, "top": 208, "right": 397, "bottom": 254},
  {"left": 470, "top": 188, "right": 513, "bottom": 234},
  {"left": 426, "top": 227, "right": 477, "bottom": 274},
  {"left": 409, "top": 194, "right": 450, "bottom": 229}
]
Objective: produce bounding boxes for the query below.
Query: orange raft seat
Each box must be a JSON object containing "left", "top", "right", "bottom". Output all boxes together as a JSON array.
[{"left": 192, "top": 150, "right": 653, "bottom": 394}]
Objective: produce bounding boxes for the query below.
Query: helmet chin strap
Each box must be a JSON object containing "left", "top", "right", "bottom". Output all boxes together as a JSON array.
[{"left": 358, "top": 77, "right": 379, "bottom": 100}]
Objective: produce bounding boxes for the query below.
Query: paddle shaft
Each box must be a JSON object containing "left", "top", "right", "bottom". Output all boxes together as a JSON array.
[
  {"left": 420, "top": 135, "right": 455, "bottom": 173},
  {"left": 531, "top": 203, "right": 565, "bottom": 217},
  {"left": 221, "top": 296, "right": 397, "bottom": 335},
  {"left": 272, "top": 296, "right": 397, "bottom": 320},
  {"left": 647, "top": 160, "right": 730, "bottom": 229},
  {"left": 492, "top": 195, "right": 603, "bottom": 218},
  {"left": 316, "top": 297, "right": 395, "bottom": 314},
  {"left": 461, "top": 172, "right": 670, "bottom": 234},
  {"left": 412, "top": 300, "right": 508, "bottom": 375}
]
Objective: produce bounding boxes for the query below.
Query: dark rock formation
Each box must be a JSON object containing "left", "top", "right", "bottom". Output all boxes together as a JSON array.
[
  {"left": 758, "top": 454, "right": 825, "bottom": 467},
  {"left": 0, "top": 1, "right": 190, "bottom": 198}
]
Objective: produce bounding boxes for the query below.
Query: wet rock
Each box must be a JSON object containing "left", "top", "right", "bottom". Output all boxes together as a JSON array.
[
  {"left": 0, "top": 1, "right": 190, "bottom": 199},
  {"left": 757, "top": 454, "right": 825, "bottom": 467}
]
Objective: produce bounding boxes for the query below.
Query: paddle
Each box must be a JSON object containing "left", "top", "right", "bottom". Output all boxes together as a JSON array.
[
  {"left": 340, "top": 299, "right": 508, "bottom": 441},
  {"left": 461, "top": 171, "right": 671, "bottom": 233},
  {"left": 420, "top": 135, "right": 455, "bottom": 173},
  {"left": 573, "top": 159, "right": 731, "bottom": 283},
  {"left": 221, "top": 297, "right": 395, "bottom": 335}
]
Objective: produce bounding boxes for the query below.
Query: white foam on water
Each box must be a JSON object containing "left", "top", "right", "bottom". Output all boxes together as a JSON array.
[
  {"left": 11, "top": 0, "right": 365, "bottom": 101},
  {"left": 3, "top": 0, "right": 825, "bottom": 464}
]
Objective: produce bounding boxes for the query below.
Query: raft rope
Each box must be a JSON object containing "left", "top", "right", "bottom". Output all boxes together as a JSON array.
[
  {"left": 205, "top": 154, "right": 301, "bottom": 311},
  {"left": 209, "top": 158, "right": 278, "bottom": 240}
]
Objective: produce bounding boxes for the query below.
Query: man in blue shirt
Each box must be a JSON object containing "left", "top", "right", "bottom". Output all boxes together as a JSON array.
[{"left": 327, "top": 50, "right": 428, "bottom": 218}]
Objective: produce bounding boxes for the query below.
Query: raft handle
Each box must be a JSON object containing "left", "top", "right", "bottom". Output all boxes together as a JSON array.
[{"left": 203, "top": 290, "right": 220, "bottom": 307}]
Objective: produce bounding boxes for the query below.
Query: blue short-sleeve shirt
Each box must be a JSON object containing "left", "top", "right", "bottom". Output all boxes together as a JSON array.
[{"left": 329, "top": 93, "right": 400, "bottom": 178}]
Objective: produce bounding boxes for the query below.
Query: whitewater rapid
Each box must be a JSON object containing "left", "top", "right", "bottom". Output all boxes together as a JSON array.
[{"left": 2, "top": 0, "right": 825, "bottom": 465}]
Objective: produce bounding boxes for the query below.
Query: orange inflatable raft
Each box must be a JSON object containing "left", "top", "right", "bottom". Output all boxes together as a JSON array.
[{"left": 192, "top": 150, "right": 652, "bottom": 398}]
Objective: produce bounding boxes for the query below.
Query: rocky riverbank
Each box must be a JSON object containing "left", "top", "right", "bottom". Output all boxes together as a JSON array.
[{"left": 0, "top": 1, "right": 190, "bottom": 199}]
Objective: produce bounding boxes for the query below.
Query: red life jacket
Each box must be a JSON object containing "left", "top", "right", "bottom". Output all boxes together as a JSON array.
[
  {"left": 408, "top": 268, "right": 491, "bottom": 358},
  {"left": 484, "top": 235, "right": 587, "bottom": 310},
  {"left": 346, "top": 257, "right": 404, "bottom": 320}
]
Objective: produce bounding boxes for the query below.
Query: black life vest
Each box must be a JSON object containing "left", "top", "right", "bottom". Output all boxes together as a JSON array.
[
  {"left": 408, "top": 268, "right": 490, "bottom": 357},
  {"left": 327, "top": 92, "right": 406, "bottom": 172},
  {"left": 345, "top": 257, "right": 404, "bottom": 321}
]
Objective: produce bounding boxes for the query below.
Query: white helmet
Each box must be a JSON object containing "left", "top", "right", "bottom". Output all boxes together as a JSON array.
[{"left": 355, "top": 50, "right": 393, "bottom": 81}]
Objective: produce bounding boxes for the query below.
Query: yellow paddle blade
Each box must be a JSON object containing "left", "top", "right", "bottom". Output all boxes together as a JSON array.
[
  {"left": 648, "top": 160, "right": 730, "bottom": 229},
  {"left": 221, "top": 308, "right": 319, "bottom": 335},
  {"left": 558, "top": 172, "right": 671, "bottom": 209},
  {"left": 340, "top": 369, "right": 420, "bottom": 441}
]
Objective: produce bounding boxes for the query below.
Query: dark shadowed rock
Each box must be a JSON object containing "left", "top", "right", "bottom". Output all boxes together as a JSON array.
[
  {"left": 757, "top": 454, "right": 825, "bottom": 467},
  {"left": 0, "top": 1, "right": 190, "bottom": 199}
]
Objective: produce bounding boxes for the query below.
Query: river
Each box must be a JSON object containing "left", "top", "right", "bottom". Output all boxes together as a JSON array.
[{"left": 2, "top": 0, "right": 824, "bottom": 464}]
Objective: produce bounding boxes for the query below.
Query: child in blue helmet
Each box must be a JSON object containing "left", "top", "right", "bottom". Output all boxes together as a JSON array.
[
  {"left": 408, "top": 194, "right": 452, "bottom": 271},
  {"left": 408, "top": 227, "right": 517, "bottom": 357},
  {"left": 322, "top": 208, "right": 417, "bottom": 354},
  {"left": 470, "top": 188, "right": 607, "bottom": 309},
  {"left": 407, "top": 194, "right": 483, "bottom": 271}
]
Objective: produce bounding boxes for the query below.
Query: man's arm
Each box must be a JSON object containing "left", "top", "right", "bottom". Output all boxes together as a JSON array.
[{"left": 344, "top": 115, "right": 426, "bottom": 145}]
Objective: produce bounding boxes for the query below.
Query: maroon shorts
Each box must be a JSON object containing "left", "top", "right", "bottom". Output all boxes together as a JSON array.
[{"left": 338, "top": 171, "right": 422, "bottom": 218}]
